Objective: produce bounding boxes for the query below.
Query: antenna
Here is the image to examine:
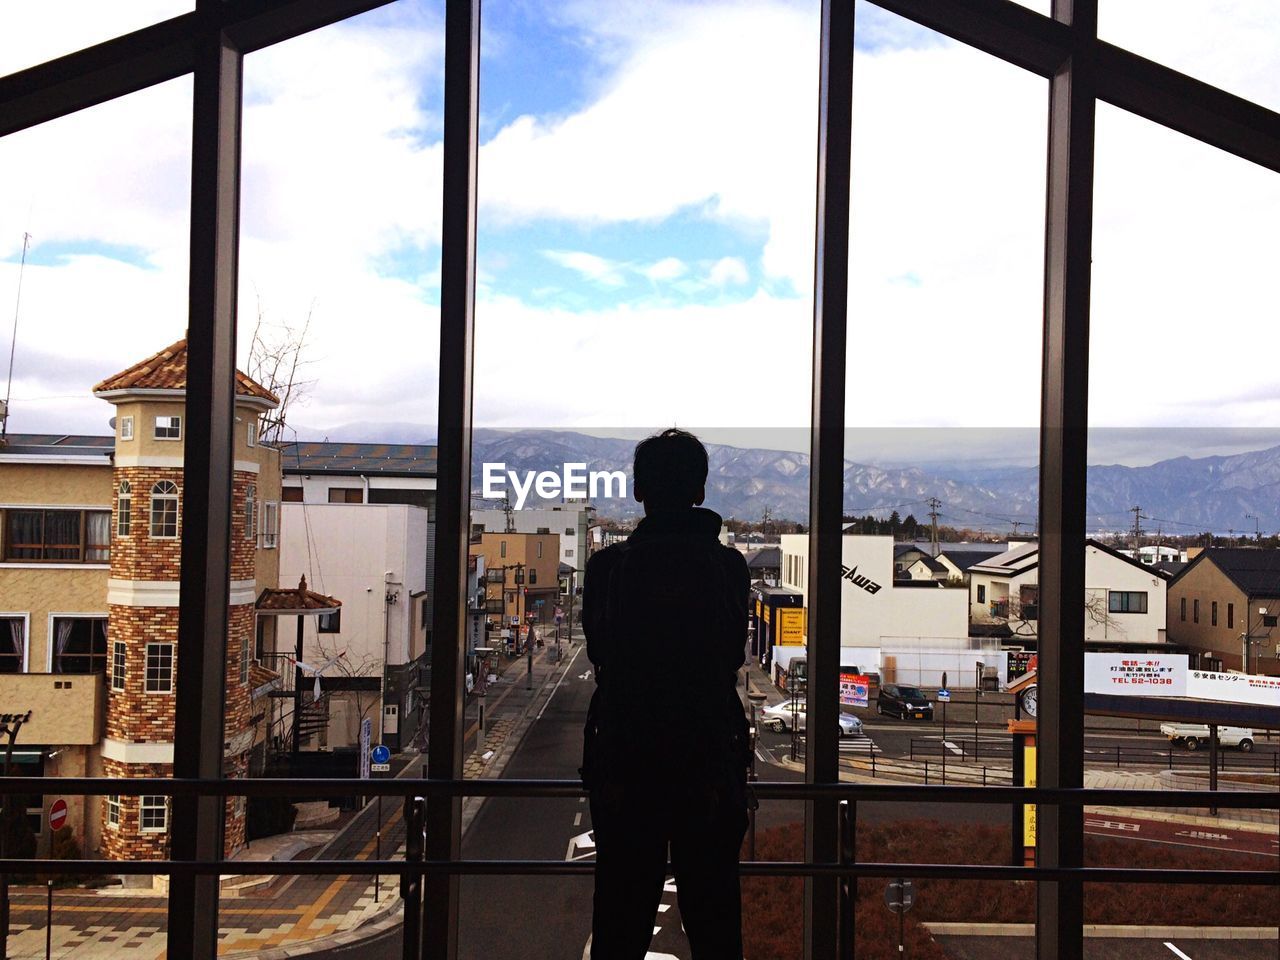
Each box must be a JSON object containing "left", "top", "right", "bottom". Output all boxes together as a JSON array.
[{"left": 2, "top": 232, "right": 32, "bottom": 441}]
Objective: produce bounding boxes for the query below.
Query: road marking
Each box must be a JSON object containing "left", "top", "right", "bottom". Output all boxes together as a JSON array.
[
  {"left": 942, "top": 740, "right": 962, "bottom": 755},
  {"left": 657, "top": 904, "right": 670, "bottom": 913},
  {"left": 574, "top": 812, "right": 582, "bottom": 826},
  {"left": 538, "top": 644, "right": 587, "bottom": 721},
  {"left": 1163, "top": 942, "right": 1194, "bottom": 960}
]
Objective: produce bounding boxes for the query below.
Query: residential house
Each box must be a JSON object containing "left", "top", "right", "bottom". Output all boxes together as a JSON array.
[
  {"left": 469, "top": 531, "right": 560, "bottom": 649},
  {"left": 1166, "top": 548, "right": 1280, "bottom": 675},
  {"left": 968, "top": 539, "right": 1170, "bottom": 650}
]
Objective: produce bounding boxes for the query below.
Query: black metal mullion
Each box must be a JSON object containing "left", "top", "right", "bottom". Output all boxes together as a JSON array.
[
  {"left": 168, "top": 12, "right": 243, "bottom": 958},
  {"left": 804, "top": 1, "right": 855, "bottom": 957},
  {"left": 1036, "top": 2, "right": 1095, "bottom": 959},
  {"left": 423, "top": 1, "right": 481, "bottom": 958}
]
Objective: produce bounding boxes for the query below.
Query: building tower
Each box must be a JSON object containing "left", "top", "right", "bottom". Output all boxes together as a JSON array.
[{"left": 92, "top": 339, "right": 280, "bottom": 860}]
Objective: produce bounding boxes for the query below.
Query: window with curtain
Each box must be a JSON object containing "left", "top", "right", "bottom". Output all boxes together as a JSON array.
[
  {"left": 53, "top": 617, "right": 109, "bottom": 673},
  {"left": 0, "top": 618, "right": 25, "bottom": 673},
  {"left": 2, "top": 509, "right": 109, "bottom": 563}
]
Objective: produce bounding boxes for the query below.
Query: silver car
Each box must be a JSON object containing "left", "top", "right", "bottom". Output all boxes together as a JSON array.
[{"left": 759, "top": 700, "right": 863, "bottom": 737}]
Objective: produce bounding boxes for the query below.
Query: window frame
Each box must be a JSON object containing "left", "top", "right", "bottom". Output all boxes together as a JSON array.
[
  {"left": 244, "top": 483, "right": 256, "bottom": 540},
  {"left": 1107, "top": 591, "right": 1148, "bottom": 614},
  {"left": 144, "top": 642, "right": 175, "bottom": 694},
  {"left": 149, "top": 481, "right": 180, "bottom": 539},
  {"left": 112, "top": 640, "right": 127, "bottom": 691},
  {"left": 106, "top": 795, "right": 121, "bottom": 828},
  {"left": 4, "top": 2, "right": 1277, "bottom": 956},
  {"left": 119, "top": 416, "right": 133, "bottom": 441},
  {"left": 1, "top": 508, "right": 110, "bottom": 564},
  {"left": 117, "top": 480, "right": 132, "bottom": 537},
  {"left": 153, "top": 415, "right": 182, "bottom": 441},
  {"left": 139, "top": 795, "right": 168, "bottom": 833}
]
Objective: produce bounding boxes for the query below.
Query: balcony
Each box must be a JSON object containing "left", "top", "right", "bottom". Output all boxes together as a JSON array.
[{"left": 0, "top": 672, "right": 105, "bottom": 745}]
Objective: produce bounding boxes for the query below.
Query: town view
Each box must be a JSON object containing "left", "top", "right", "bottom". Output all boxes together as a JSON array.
[{"left": 1, "top": 1, "right": 1278, "bottom": 959}]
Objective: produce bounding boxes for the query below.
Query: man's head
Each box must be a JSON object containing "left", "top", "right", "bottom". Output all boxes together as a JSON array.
[{"left": 632, "top": 428, "right": 708, "bottom": 512}]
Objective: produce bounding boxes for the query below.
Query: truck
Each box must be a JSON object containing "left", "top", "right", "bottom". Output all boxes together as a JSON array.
[{"left": 1158, "top": 723, "right": 1254, "bottom": 752}]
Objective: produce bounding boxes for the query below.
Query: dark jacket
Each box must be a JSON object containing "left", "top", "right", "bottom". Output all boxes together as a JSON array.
[{"left": 582, "top": 507, "right": 750, "bottom": 786}]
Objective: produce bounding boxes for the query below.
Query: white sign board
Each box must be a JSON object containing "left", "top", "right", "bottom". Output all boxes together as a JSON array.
[
  {"left": 1084, "top": 653, "right": 1187, "bottom": 696},
  {"left": 1187, "top": 670, "right": 1280, "bottom": 708}
]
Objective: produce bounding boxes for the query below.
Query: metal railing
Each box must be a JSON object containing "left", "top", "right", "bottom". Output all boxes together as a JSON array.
[{"left": 909, "top": 736, "right": 1280, "bottom": 773}]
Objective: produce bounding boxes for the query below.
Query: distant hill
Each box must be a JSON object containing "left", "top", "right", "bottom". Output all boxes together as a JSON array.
[{"left": 299, "top": 422, "right": 1280, "bottom": 533}]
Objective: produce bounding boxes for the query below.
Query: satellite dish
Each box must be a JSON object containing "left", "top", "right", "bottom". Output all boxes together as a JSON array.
[{"left": 108, "top": 417, "right": 117, "bottom": 430}]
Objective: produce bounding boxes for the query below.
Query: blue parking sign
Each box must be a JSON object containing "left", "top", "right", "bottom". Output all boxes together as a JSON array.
[{"left": 371, "top": 744, "right": 390, "bottom": 765}]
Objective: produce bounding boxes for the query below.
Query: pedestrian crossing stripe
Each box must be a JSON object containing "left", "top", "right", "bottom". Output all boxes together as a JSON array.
[{"left": 838, "top": 735, "right": 881, "bottom": 753}]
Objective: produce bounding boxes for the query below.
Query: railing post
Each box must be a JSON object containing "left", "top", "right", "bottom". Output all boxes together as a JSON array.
[
  {"left": 838, "top": 799, "right": 856, "bottom": 960},
  {"left": 402, "top": 795, "right": 426, "bottom": 960}
]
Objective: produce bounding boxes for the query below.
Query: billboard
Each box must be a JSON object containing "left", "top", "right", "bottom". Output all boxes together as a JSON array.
[
  {"left": 1083, "top": 653, "right": 1187, "bottom": 696},
  {"left": 839, "top": 672, "right": 869, "bottom": 708},
  {"left": 777, "top": 607, "right": 805, "bottom": 646},
  {"left": 1187, "top": 670, "right": 1280, "bottom": 707}
]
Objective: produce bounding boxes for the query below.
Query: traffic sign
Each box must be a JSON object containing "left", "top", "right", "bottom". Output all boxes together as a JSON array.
[
  {"left": 371, "top": 744, "right": 390, "bottom": 765},
  {"left": 937, "top": 689, "right": 951, "bottom": 703},
  {"left": 884, "top": 878, "right": 915, "bottom": 913},
  {"left": 48, "top": 799, "right": 68, "bottom": 831},
  {"left": 370, "top": 763, "right": 391, "bottom": 773}
]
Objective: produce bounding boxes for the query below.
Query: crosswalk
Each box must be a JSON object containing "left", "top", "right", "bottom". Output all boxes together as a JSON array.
[{"left": 838, "top": 732, "right": 881, "bottom": 754}]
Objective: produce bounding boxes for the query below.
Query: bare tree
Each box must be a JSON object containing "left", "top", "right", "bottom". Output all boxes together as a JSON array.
[
  {"left": 247, "top": 299, "right": 316, "bottom": 443},
  {"left": 312, "top": 637, "right": 381, "bottom": 747}
]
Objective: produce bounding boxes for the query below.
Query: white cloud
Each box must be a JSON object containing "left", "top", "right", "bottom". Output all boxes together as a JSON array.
[
  {"left": 3, "top": 0, "right": 1279, "bottom": 444},
  {"left": 708, "top": 257, "right": 749, "bottom": 287},
  {"left": 642, "top": 257, "right": 686, "bottom": 282},
  {"left": 543, "top": 250, "right": 628, "bottom": 287}
]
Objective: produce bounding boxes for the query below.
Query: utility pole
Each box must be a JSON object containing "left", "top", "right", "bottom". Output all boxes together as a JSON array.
[
  {"left": 1245, "top": 514, "right": 1260, "bottom": 541},
  {"left": 761, "top": 506, "right": 772, "bottom": 543},
  {"left": 1130, "top": 505, "right": 1144, "bottom": 557},
  {"left": 927, "top": 497, "right": 942, "bottom": 555},
  {"left": 1011, "top": 520, "right": 1025, "bottom": 538},
  {"left": 503, "top": 494, "right": 515, "bottom": 533}
]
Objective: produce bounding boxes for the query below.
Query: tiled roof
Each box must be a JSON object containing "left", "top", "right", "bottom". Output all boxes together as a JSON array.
[
  {"left": 1182, "top": 548, "right": 1280, "bottom": 598},
  {"left": 745, "top": 546, "right": 781, "bottom": 569},
  {"left": 278, "top": 441, "right": 438, "bottom": 477},
  {"left": 256, "top": 575, "right": 341, "bottom": 613},
  {"left": 0, "top": 433, "right": 113, "bottom": 458},
  {"left": 93, "top": 338, "right": 279, "bottom": 405}
]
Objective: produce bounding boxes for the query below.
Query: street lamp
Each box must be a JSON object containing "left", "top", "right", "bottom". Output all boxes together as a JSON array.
[{"left": 474, "top": 646, "right": 494, "bottom": 758}]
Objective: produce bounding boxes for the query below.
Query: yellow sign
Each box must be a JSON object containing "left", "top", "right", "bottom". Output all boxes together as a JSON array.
[
  {"left": 763, "top": 604, "right": 771, "bottom": 624},
  {"left": 777, "top": 607, "right": 805, "bottom": 646},
  {"left": 1023, "top": 744, "right": 1037, "bottom": 846},
  {"left": 755, "top": 599, "right": 762, "bottom": 618}
]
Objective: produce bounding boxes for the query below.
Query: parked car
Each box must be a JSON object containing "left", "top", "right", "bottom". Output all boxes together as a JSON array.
[
  {"left": 759, "top": 700, "right": 863, "bottom": 737},
  {"left": 877, "top": 684, "right": 934, "bottom": 720},
  {"left": 1159, "top": 723, "right": 1254, "bottom": 752}
]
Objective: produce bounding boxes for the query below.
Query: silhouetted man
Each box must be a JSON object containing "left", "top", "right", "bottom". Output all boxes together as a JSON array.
[{"left": 582, "top": 429, "right": 750, "bottom": 959}]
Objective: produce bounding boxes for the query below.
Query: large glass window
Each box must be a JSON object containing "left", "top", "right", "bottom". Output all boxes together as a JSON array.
[
  {"left": 150, "top": 480, "right": 180, "bottom": 538},
  {"left": 51, "top": 616, "right": 109, "bottom": 673},
  {"left": 2, "top": 509, "right": 111, "bottom": 562}
]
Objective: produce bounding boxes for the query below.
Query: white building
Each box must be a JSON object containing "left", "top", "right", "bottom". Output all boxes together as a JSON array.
[
  {"left": 472, "top": 505, "right": 592, "bottom": 577},
  {"left": 279, "top": 501, "right": 430, "bottom": 751},
  {"left": 778, "top": 533, "right": 980, "bottom": 686},
  {"left": 968, "top": 539, "right": 1169, "bottom": 648}
]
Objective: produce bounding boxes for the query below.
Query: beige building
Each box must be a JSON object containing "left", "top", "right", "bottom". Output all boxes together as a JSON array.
[
  {"left": 469, "top": 531, "right": 560, "bottom": 646},
  {"left": 0, "top": 338, "right": 284, "bottom": 864},
  {"left": 1167, "top": 548, "right": 1280, "bottom": 675}
]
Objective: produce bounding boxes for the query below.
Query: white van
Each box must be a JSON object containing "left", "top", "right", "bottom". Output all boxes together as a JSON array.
[{"left": 1158, "top": 723, "right": 1254, "bottom": 752}]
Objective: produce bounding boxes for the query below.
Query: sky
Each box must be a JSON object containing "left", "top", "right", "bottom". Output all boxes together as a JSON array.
[{"left": 1, "top": 0, "right": 1278, "bottom": 469}]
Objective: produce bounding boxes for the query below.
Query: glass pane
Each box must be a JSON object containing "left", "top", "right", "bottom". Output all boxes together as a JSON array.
[
  {"left": 0, "top": 2, "right": 194, "bottom": 80},
  {"left": 1099, "top": 2, "right": 1280, "bottom": 113},
  {"left": 1083, "top": 99, "right": 1280, "bottom": 959},
  {"left": 0, "top": 81, "right": 189, "bottom": 915}
]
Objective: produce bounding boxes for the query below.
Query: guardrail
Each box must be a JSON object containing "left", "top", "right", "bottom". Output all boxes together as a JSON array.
[{"left": 908, "top": 737, "right": 1280, "bottom": 773}]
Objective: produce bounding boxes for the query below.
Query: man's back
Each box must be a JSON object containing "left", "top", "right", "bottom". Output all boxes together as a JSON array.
[{"left": 583, "top": 506, "right": 749, "bottom": 786}]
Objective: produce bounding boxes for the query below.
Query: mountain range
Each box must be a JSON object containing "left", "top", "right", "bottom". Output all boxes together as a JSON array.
[{"left": 301, "top": 422, "right": 1280, "bottom": 533}]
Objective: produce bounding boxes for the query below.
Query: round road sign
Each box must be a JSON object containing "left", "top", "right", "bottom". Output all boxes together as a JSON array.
[
  {"left": 49, "top": 798, "right": 68, "bottom": 831},
  {"left": 371, "top": 744, "right": 391, "bottom": 765}
]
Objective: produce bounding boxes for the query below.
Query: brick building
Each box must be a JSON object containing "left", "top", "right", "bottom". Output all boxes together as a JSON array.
[{"left": 0, "top": 339, "right": 283, "bottom": 866}]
